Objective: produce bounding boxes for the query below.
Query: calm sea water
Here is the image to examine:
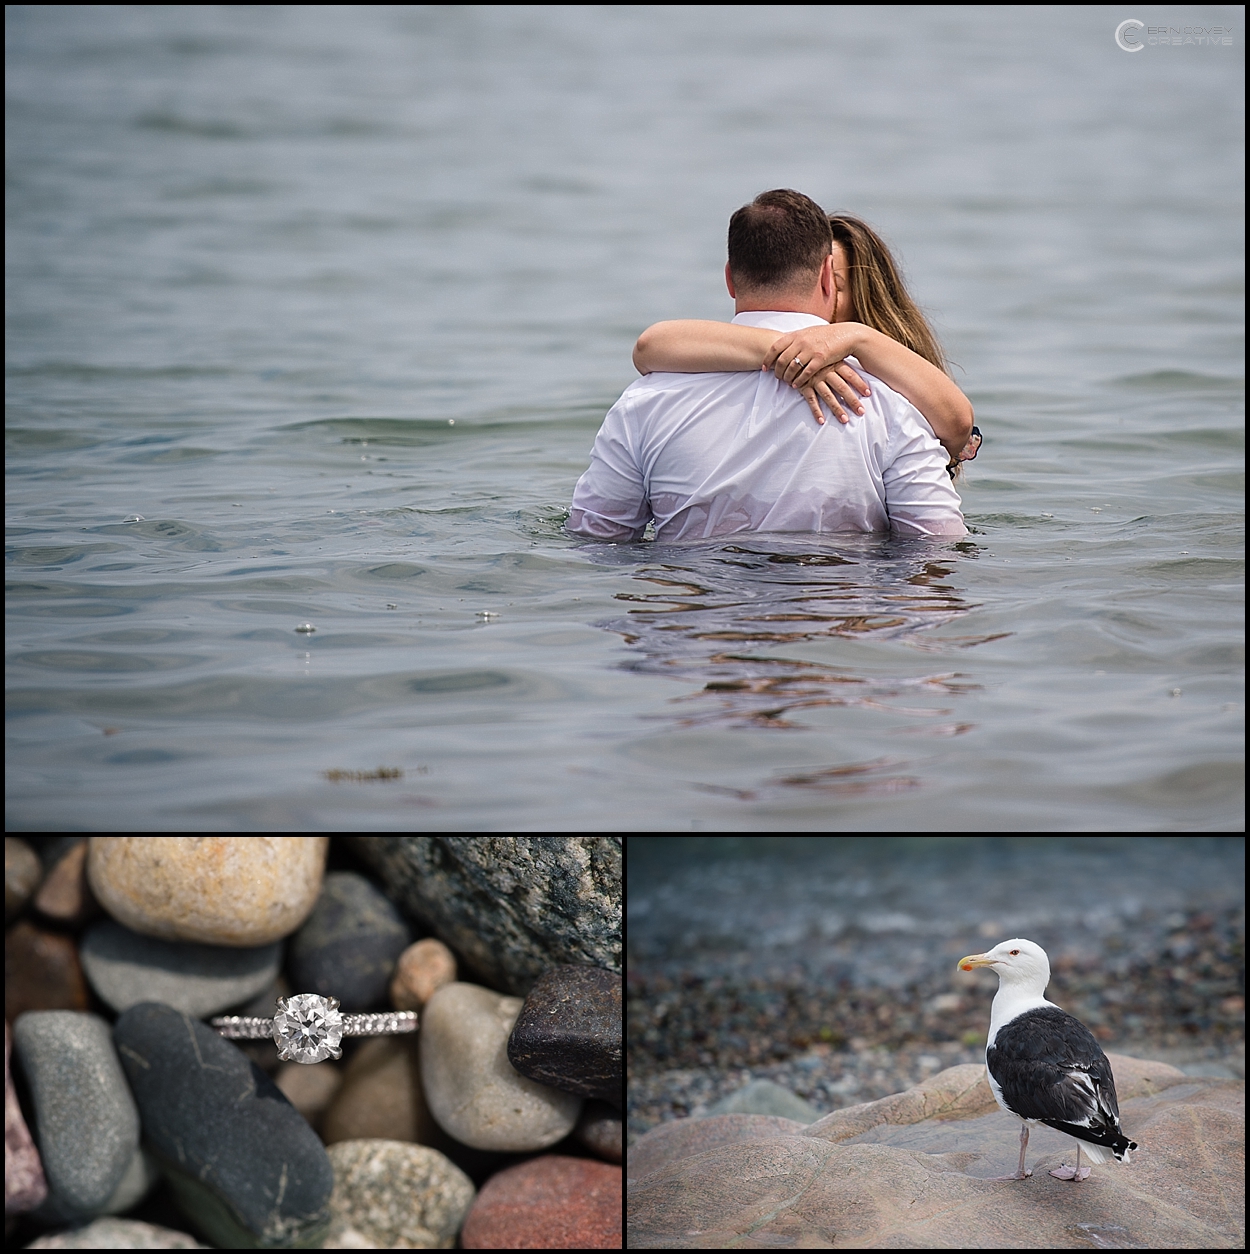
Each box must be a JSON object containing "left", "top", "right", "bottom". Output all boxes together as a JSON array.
[{"left": 6, "top": 6, "right": 1243, "bottom": 831}]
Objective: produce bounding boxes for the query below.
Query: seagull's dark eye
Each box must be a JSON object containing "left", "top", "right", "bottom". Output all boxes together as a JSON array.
[{"left": 1009, "top": 949, "right": 1020, "bottom": 955}]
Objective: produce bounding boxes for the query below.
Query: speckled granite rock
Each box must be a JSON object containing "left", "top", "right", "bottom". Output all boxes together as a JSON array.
[
  {"left": 113, "top": 1002, "right": 333, "bottom": 1249},
  {"left": 5, "top": 837, "right": 43, "bottom": 923},
  {"left": 23, "top": 1216, "right": 208, "bottom": 1248},
  {"left": 5, "top": 1021, "right": 47, "bottom": 1214},
  {"left": 507, "top": 965, "right": 621, "bottom": 1104},
  {"left": 87, "top": 837, "right": 327, "bottom": 947},
  {"left": 80, "top": 919, "right": 282, "bottom": 1016},
  {"left": 461, "top": 1155, "right": 622, "bottom": 1249},
  {"left": 390, "top": 938, "right": 458, "bottom": 1011},
  {"left": 420, "top": 982, "right": 581, "bottom": 1152},
  {"left": 324, "top": 1139, "right": 475, "bottom": 1249},
  {"left": 4, "top": 921, "right": 90, "bottom": 1021},
  {"left": 12, "top": 1012, "right": 140, "bottom": 1214},
  {"left": 354, "top": 837, "right": 621, "bottom": 996},
  {"left": 288, "top": 872, "right": 411, "bottom": 1012}
]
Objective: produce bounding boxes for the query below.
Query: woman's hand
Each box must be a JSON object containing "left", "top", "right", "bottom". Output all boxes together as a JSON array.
[
  {"left": 764, "top": 325, "right": 872, "bottom": 425},
  {"left": 773, "top": 323, "right": 974, "bottom": 459},
  {"left": 792, "top": 364, "right": 872, "bottom": 426},
  {"left": 764, "top": 324, "right": 871, "bottom": 389}
]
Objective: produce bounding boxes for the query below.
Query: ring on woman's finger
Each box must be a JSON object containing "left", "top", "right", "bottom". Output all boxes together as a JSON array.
[{"left": 791, "top": 357, "right": 804, "bottom": 369}]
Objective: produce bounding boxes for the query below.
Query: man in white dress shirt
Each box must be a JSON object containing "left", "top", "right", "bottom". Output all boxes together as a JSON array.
[{"left": 566, "top": 189, "right": 966, "bottom": 542}]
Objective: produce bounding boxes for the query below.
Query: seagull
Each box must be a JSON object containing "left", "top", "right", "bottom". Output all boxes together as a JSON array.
[{"left": 958, "top": 938, "right": 1138, "bottom": 1182}]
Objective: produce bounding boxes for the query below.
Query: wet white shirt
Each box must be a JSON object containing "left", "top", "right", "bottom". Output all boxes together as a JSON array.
[{"left": 567, "top": 310, "right": 966, "bottom": 542}]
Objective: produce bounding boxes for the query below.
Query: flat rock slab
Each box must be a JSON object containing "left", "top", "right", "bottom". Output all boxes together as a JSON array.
[{"left": 627, "top": 1057, "right": 1244, "bottom": 1248}]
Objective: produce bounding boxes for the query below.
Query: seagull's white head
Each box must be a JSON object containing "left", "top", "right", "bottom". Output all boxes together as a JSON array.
[{"left": 957, "top": 937, "right": 1051, "bottom": 995}]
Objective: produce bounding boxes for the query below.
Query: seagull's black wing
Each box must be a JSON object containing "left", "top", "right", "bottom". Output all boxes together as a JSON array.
[{"left": 988, "top": 1006, "right": 1138, "bottom": 1160}]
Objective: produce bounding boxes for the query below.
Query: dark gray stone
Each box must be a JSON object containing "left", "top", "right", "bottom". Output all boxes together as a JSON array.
[
  {"left": 354, "top": 837, "right": 621, "bottom": 996},
  {"left": 287, "top": 871, "right": 411, "bottom": 1012},
  {"left": 80, "top": 918, "right": 282, "bottom": 1016},
  {"left": 506, "top": 964, "right": 622, "bottom": 1103},
  {"left": 113, "top": 1002, "right": 333, "bottom": 1249},
  {"left": 12, "top": 1011, "right": 140, "bottom": 1213}
]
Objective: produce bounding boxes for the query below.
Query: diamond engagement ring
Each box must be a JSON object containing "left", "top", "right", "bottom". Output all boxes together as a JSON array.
[{"left": 211, "top": 993, "right": 418, "bottom": 1064}]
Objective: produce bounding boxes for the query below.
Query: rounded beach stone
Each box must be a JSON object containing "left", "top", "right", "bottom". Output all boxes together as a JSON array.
[
  {"left": 23, "top": 1216, "right": 208, "bottom": 1248},
  {"left": 420, "top": 982, "right": 581, "bottom": 1152},
  {"left": 275, "top": 1061, "right": 343, "bottom": 1134},
  {"left": 325, "top": 1139, "right": 475, "bottom": 1249},
  {"left": 31, "top": 1146, "right": 160, "bottom": 1225},
  {"left": 80, "top": 918, "right": 282, "bottom": 1017},
  {"left": 5, "top": 836, "right": 43, "bottom": 922},
  {"left": 321, "top": 1034, "right": 433, "bottom": 1147},
  {"left": 461, "top": 1154, "right": 621, "bottom": 1249},
  {"left": 354, "top": 837, "right": 621, "bottom": 996},
  {"left": 12, "top": 1011, "right": 140, "bottom": 1214},
  {"left": 390, "top": 937, "right": 458, "bottom": 1011},
  {"left": 4, "top": 919, "right": 90, "bottom": 1021},
  {"left": 113, "top": 1002, "right": 334, "bottom": 1249},
  {"left": 288, "top": 871, "right": 412, "bottom": 1012},
  {"left": 5, "top": 1022, "right": 48, "bottom": 1214},
  {"left": 33, "top": 840, "right": 100, "bottom": 928},
  {"left": 87, "top": 836, "right": 327, "bottom": 947},
  {"left": 507, "top": 965, "right": 622, "bottom": 1103},
  {"left": 575, "top": 1100, "right": 623, "bottom": 1164}
]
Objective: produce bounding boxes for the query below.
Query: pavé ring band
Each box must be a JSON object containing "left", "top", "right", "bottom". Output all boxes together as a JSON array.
[{"left": 211, "top": 993, "right": 417, "bottom": 1064}]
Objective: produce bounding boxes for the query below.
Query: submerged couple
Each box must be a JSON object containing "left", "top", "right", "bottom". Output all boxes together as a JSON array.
[{"left": 567, "top": 189, "right": 980, "bottom": 542}]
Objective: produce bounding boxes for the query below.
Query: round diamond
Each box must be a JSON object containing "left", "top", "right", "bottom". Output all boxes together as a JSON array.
[{"left": 272, "top": 994, "right": 343, "bottom": 1063}]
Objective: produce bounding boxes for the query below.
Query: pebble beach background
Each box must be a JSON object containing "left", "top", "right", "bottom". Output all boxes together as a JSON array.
[
  {"left": 627, "top": 836, "right": 1244, "bottom": 1146},
  {"left": 5, "top": 836, "right": 622, "bottom": 1249}
]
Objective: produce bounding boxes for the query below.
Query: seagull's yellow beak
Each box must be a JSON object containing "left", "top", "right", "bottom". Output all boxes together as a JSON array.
[{"left": 957, "top": 952, "right": 995, "bottom": 973}]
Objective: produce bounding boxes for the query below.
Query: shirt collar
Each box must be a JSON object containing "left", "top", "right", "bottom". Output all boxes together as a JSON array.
[{"left": 731, "top": 310, "right": 830, "bottom": 332}]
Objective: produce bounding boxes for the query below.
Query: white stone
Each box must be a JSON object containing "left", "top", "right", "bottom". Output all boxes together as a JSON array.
[
  {"left": 273, "top": 994, "right": 343, "bottom": 1063},
  {"left": 419, "top": 982, "right": 581, "bottom": 1151}
]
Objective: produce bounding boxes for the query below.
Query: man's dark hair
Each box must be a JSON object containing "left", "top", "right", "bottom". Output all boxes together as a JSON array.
[{"left": 727, "top": 189, "right": 833, "bottom": 290}]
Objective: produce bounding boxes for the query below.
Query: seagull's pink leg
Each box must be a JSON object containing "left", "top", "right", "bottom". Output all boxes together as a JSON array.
[
  {"left": 1050, "top": 1142, "right": 1092, "bottom": 1182},
  {"left": 989, "top": 1121, "right": 1033, "bottom": 1180}
]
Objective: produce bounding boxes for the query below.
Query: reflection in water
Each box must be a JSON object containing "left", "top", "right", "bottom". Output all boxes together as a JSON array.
[{"left": 601, "top": 535, "right": 1002, "bottom": 731}]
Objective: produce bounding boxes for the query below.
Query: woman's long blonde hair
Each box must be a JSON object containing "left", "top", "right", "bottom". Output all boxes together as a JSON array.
[{"left": 827, "top": 214, "right": 948, "bottom": 374}]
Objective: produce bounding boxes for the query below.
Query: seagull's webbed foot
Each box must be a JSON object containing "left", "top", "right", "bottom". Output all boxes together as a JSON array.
[
  {"left": 988, "top": 1168, "right": 1033, "bottom": 1181},
  {"left": 1049, "top": 1164, "right": 1091, "bottom": 1181}
]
